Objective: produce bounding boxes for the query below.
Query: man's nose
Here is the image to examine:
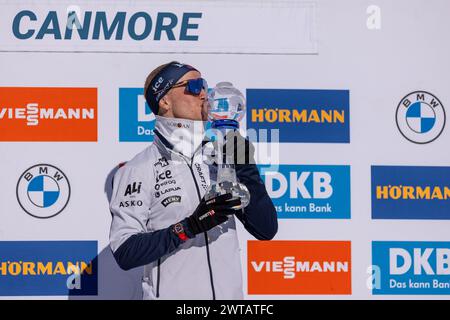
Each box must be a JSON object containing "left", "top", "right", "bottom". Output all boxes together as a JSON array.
[{"left": 199, "top": 88, "right": 207, "bottom": 100}]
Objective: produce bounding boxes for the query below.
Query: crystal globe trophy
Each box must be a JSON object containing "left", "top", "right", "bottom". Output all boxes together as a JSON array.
[{"left": 204, "top": 82, "right": 250, "bottom": 209}]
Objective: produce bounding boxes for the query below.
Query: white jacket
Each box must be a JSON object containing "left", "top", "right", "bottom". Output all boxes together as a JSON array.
[{"left": 109, "top": 116, "right": 277, "bottom": 300}]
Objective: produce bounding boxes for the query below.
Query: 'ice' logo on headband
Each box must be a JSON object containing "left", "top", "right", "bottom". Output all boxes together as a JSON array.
[{"left": 152, "top": 77, "right": 164, "bottom": 93}]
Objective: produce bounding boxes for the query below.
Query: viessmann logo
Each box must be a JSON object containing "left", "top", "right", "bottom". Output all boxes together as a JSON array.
[
  {"left": 248, "top": 241, "right": 351, "bottom": 295},
  {"left": 246, "top": 89, "right": 350, "bottom": 143},
  {"left": 372, "top": 166, "right": 450, "bottom": 219},
  {"left": 259, "top": 165, "right": 351, "bottom": 219},
  {"left": 0, "top": 87, "right": 97, "bottom": 141},
  {"left": 251, "top": 256, "right": 349, "bottom": 279},
  {"left": 0, "top": 241, "right": 97, "bottom": 296}
]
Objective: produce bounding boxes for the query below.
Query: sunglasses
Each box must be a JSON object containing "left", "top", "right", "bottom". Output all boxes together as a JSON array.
[{"left": 171, "top": 78, "right": 208, "bottom": 96}]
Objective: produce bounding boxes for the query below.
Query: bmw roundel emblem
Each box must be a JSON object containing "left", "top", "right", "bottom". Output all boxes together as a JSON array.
[
  {"left": 396, "top": 91, "right": 446, "bottom": 144},
  {"left": 16, "top": 164, "right": 71, "bottom": 219}
]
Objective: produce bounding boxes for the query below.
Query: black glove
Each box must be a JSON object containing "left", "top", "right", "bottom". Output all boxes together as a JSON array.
[
  {"left": 185, "top": 193, "right": 241, "bottom": 236},
  {"left": 213, "top": 130, "right": 255, "bottom": 165},
  {"left": 222, "top": 131, "right": 264, "bottom": 188}
]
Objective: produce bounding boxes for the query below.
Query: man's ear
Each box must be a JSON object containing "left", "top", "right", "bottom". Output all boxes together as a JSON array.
[{"left": 158, "top": 96, "right": 171, "bottom": 115}]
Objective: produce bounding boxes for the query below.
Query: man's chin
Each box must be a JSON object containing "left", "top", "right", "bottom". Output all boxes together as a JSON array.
[{"left": 200, "top": 110, "right": 208, "bottom": 121}]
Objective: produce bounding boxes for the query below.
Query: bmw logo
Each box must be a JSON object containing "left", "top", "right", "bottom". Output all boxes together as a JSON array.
[
  {"left": 16, "top": 164, "right": 71, "bottom": 219},
  {"left": 396, "top": 91, "right": 446, "bottom": 144}
]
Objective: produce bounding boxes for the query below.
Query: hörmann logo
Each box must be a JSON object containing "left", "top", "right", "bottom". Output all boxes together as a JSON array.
[
  {"left": 0, "top": 261, "right": 93, "bottom": 276},
  {"left": 12, "top": 10, "right": 201, "bottom": 41},
  {"left": 251, "top": 109, "right": 345, "bottom": 123},
  {"left": 247, "top": 89, "right": 350, "bottom": 143},
  {"left": 376, "top": 186, "right": 449, "bottom": 200},
  {"left": 260, "top": 165, "right": 351, "bottom": 219},
  {"left": 248, "top": 241, "right": 351, "bottom": 295},
  {"left": 372, "top": 166, "right": 450, "bottom": 219},
  {"left": 119, "top": 88, "right": 155, "bottom": 142},
  {"left": 0, "top": 87, "right": 97, "bottom": 141},
  {"left": 372, "top": 241, "right": 450, "bottom": 295},
  {"left": 0, "top": 241, "right": 97, "bottom": 296}
]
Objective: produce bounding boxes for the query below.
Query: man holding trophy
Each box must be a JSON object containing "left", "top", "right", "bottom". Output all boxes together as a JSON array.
[{"left": 109, "top": 61, "right": 278, "bottom": 300}]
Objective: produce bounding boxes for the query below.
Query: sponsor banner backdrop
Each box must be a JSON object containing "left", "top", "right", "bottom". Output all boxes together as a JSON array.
[
  {"left": 0, "top": 241, "right": 98, "bottom": 296},
  {"left": 1, "top": 0, "right": 450, "bottom": 301},
  {"left": 372, "top": 241, "right": 450, "bottom": 295},
  {"left": 247, "top": 240, "right": 352, "bottom": 295},
  {"left": 371, "top": 166, "right": 450, "bottom": 220}
]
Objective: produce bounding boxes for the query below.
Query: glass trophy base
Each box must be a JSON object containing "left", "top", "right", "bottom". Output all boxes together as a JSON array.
[{"left": 205, "top": 180, "right": 250, "bottom": 210}]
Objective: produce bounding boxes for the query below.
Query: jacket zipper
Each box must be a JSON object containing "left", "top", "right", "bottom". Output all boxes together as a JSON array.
[
  {"left": 185, "top": 157, "right": 217, "bottom": 300},
  {"left": 156, "top": 258, "right": 161, "bottom": 298},
  {"left": 153, "top": 130, "right": 216, "bottom": 299}
]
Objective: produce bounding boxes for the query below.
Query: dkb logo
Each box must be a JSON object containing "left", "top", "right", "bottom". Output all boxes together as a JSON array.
[
  {"left": 119, "top": 88, "right": 155, "bottom": 142},
  {"left": 259, "top": 165, "right": 350, "bottom": 219},
  {"left": 372, "top": 241, "right": 450, "bottom": 295}
]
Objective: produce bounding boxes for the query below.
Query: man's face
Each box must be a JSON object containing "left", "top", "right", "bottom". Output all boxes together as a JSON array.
[{"left": 163, "top": 70, "right": 208, "bottom": 121}]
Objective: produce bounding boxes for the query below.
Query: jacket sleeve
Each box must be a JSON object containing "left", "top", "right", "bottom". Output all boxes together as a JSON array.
[
  {"left": 109, "top": 164, "right": 185, "bottom": 271},
  {"left": 234, "top": 163, "right": 278, "bottom": 240}
]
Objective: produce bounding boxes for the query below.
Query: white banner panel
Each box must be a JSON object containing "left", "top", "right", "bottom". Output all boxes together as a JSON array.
[
  {"left": 0, "top": 0, "right": 317, "bottom": 54},
  {"left": 1, "top": 0, "right": 450, "bottom": 300}
]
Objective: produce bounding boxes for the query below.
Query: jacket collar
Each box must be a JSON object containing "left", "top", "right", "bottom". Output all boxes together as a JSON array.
[{"left": 153, "top": 115, "right": 208, "bottom": 159}]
